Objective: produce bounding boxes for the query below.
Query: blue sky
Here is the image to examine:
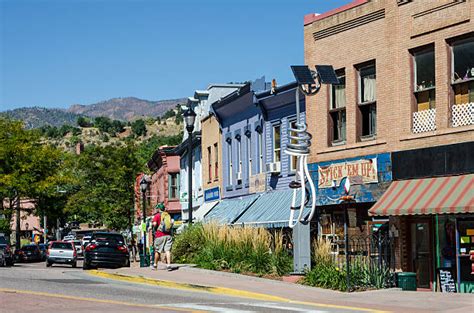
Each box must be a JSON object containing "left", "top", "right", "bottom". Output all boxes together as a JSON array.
[{"left": 0, "top": 0, "right": 348, "bottom": 110}]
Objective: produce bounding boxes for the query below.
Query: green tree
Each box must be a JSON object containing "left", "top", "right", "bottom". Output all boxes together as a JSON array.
[
  {"left": 64, "top": 144, "right": 140, "bottom": 230},
  {"left": 77, "top": 116, "right": 92, "bottom": 128},
  {"left": 0, "top": 118, "right": 64, "bottom": 246},
  {"left": 131, "top": 119, "right": 147, "bottom": 137}
]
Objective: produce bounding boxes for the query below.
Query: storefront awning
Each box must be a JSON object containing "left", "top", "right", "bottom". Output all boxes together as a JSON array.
[
  {"left": 234, "top": 190, "right": 308, "bottom": 228},
  {"left": 194, "top": 200, "right": 219, "bottom": 222},
  {"left": 369, "top": 174, "right": 473, "bottom": 216},
  {"left": 203, "top": 194, "right": 259, "bottom": 224}
]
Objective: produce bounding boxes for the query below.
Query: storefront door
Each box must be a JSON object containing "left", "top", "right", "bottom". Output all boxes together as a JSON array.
[{"left": 410, "top": 220, "right": 433, "bottom": 289}]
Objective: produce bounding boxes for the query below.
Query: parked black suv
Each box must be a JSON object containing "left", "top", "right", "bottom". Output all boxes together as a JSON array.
[
  {"left": 0, "top": 236, "right": 14, "bottom": 266},
  {"left": 83, "top": 232, "right": 130, "bottom": 270}
]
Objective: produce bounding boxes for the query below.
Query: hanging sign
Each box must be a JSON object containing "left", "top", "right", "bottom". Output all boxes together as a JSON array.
[
  {"left": 204, "top": 187, "right": 220, "bottom": 202},
  {"left": 318, "top": 158, "right": 378, "bottom": 189}
]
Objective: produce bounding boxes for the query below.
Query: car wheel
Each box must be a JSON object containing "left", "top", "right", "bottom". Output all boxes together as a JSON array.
[
  {"left": 46, "top": 261, "right": 52, "bottom": 267},
  {"left": 72, "top": 262, "right": 77, "bottom": 268}
]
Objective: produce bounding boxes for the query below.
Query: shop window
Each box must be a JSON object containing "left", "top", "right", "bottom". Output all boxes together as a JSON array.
[
  {"left": 273, "top": 124, "right": 281, "bottom": 163},
  {"left": 168, "top": 173, "right": 179, "bottom": 199},
  {"left": 214, "top": 143, "right": 218, "bottom": 180},
  {"left": 357, "top": 62, "right": 377, "bottom": 139},
  {"left": 330, "top": 71, "right": 346, "bottom": 144},
  {"left": 207, "top": 146, "right": 212, "bottom": 183},
  {"left": 452, "top": 37, "right": 474, "bottom": 105},
  {"left": 289, "top": 120, "right": 297, "bottom": 172},
  {"left": 413, "top": 46, "right": 436, "bottom": 111}
]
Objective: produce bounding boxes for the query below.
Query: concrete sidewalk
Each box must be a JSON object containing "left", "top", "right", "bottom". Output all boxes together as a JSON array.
[{"left": 95, "top": 263, "right": 473, "bottom": 313}]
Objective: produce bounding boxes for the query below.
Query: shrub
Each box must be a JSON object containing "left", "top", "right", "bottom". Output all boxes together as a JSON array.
[{"left": 173, "top": 222, "right": 292, "bottom": 276}]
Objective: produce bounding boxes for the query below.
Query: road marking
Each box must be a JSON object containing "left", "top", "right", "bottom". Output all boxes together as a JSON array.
[
  {"left": 240, "top": 302, "right": 328, "bottom": 312},
  {"left": 162, "top": 303, "right": 255, "bottom": 313},
  {"left": 0, "top": 288, "right": 199, "bottom": 312},
  {"left": 88, "top": 270, "right": 390, "bottom": 313}
]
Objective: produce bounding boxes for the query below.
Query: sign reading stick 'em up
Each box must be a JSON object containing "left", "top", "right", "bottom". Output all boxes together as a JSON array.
[{"left": 318, "top": 158, "right": 378, "bottom": 189}]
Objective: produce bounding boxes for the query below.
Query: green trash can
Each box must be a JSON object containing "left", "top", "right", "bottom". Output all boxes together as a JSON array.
[{"left": 397, "top": 272, "right": 417, "bottom": 291}]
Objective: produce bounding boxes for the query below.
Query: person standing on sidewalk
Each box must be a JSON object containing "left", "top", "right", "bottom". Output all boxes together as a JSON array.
[{"left": 151, "top": 203, "right": 173, "bottom": 271}]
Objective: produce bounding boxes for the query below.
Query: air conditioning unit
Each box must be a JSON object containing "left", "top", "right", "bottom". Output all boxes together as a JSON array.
[
  {"left": 236, "top": 172, "right": 242, "bottom": 184},
  {"left": 266, "top": 162, "right": 281, "bottom": 174}
]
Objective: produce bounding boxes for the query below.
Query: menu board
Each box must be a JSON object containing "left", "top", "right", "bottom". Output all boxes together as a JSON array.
[{"left": 438, "top": 268, "right": 456, "bottom": 293}]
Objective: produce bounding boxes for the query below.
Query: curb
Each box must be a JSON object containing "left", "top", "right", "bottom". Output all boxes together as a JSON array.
[
  {"left": 88, "top": 270, "right": 287, "bottom": 302},
  {"left": 87, "top": 270, "right": 389, "bottom": 313}
]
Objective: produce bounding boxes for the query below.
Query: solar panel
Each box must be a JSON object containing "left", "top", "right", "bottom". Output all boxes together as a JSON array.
[
  {"left": 315, "top": 65, "right": 339, "bottom": 84},
  {"left": 291, "top": 65, "right": 315, "bottom": 85}
]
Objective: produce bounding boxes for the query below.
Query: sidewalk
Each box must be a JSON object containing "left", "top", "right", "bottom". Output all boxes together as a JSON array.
[{"left": 95, "top": 263, "right": 473, "bottom": 313}]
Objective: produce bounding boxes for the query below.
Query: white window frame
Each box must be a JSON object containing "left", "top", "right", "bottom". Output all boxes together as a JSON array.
[
  {"left": 247, "top": 133, "right": 252, "bottom": 177},
  {"left": 227, "top": 140, "right": 232, "bottom": 185},
  {"left": 289, "top": 120, "right": 297, "bottom": 172},
  {"left": 273, "top": 124, "right": 281, "bottom": 163},
  {"left": 237, "top": 138, "right": 242, "bottom": 174}
]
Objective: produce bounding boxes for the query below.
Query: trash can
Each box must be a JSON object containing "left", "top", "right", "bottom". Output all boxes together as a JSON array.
[{"left": 397, "top": 272, "right": 417, "bottom": 291}]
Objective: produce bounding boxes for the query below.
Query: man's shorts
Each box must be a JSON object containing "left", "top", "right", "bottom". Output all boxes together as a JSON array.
[{"left": 154, "top": 235, "right": 172, "bottom": 253}]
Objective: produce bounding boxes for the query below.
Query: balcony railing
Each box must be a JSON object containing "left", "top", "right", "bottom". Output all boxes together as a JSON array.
[
  {"left": 413, "top": 108, "right": 436, "bottom": 134},
  {"left": 452, "top": 102, "right": 474, "bottom": 128}
]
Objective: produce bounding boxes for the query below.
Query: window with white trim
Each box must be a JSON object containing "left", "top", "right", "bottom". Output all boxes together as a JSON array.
[
  {"left": 168, "top": 173, "right": 179, "bottom": 199},
  {"left": 289, "top": 120, "right": 297, "bottom": 172},
  {"left": 246, "top": 132, "right": 252, "bottom": 177},
  {"left": 227, "top": 139, "right": 232, "bottom": 185},
  {"left": 273, "top": 125, "right": 281, "bottom": 163}
]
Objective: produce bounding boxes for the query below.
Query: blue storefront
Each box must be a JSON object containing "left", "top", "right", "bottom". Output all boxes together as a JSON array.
[{"left": 308, "top": 153, "right": 392, "bottom": 238}]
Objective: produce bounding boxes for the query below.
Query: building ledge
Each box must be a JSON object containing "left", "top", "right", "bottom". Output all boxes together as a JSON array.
[
  {"left": 317, "top": 139, "right": 387, "bottom": 155},
  {"left": 400, "top": 125, "right": 474, "bottom": 142}
]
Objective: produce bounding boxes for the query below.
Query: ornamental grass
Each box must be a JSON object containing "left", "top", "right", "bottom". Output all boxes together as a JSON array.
[{"left": 174, "top": 222, "right": 292, "bottom": 276}]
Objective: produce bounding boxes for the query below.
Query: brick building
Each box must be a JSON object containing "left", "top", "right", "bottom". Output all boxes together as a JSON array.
[
  {"left": 304, "top": 0, "right": 473, "bottom": 292},
  {"left": 146, "top": 146, "right": 181, "bottom": 221}
]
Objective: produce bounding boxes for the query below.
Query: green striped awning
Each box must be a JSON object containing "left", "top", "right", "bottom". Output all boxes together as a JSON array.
[{"left": 369, "top": 174, "right": 474, "bottom": 216}]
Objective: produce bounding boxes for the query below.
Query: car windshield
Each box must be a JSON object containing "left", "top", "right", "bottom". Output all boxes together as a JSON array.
[
  {"left": 92, "top": 233, "right": 124, "bottom": 244},
  {"left": 22, "top": 245, "right": 37, "bottom": 251},
  {"left": 0, "top": 237, "right": 6, "bottom": 245},
  {"left": 51, "top": 242, "right": 73, "bottom": 250}
]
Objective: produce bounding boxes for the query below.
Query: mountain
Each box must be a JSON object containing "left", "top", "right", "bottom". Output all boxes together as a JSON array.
[
  {"left": 0, "top": 107, "right": 83, "bottom": 129},
  {"left": 67, "top": 97, "right": 186, "bottom": 121},
  {"left": 1, "top": 97, "right": 187, "bottom": 129}
]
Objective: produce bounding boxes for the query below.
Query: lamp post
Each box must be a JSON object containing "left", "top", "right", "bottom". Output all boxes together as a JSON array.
[
  {"left": 139, "top": 175, "right": 149, "bottom": 267},
  {"left": 183, "top": 106, "right": 196, "bottom": 224}
]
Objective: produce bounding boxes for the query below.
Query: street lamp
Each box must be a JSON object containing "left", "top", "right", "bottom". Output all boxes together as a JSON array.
[
  {"left": 139, "top": 175, "right": 150, "bottom": 267},
  {"left": 183, "top": 106, "right": 196, "bottom": 224}
]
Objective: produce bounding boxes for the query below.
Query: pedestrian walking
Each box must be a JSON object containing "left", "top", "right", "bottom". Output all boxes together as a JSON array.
[{"left": 151, "top": 203, "right": 173, "bottom": 271}]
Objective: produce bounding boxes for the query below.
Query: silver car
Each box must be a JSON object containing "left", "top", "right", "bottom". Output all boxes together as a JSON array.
[
  {"left": 46, "top": 241, "right": 77, "bottom": 268},
  {"left": 71, "top": 240, "right": 83, "bottom": 257}
]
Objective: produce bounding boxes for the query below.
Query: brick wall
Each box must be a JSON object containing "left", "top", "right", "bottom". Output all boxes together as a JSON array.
[{"left": 304, "top": 0, "right": 474, "bottom": 164}]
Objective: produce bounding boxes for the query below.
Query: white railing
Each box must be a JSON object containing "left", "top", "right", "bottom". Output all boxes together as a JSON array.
[
  {"left": 413, "top": 108, "right": 436, "bottom": 134},
  {"left": 452, "top": 102, "right": 474, "bottom": 128}
]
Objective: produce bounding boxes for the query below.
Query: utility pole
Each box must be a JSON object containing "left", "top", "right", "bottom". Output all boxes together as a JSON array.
[{"left": 15, "top": 194, "right": 20, "bottom": 250}]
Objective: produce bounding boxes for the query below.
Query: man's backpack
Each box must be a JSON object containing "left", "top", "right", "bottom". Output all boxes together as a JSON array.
[{"left": 157, "top": 211, "right": 172, "bottom": 233}]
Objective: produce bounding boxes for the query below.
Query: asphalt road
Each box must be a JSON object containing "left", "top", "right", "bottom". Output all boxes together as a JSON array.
[{"left": 0, "top": 260, "right": 357, "bottom": 313}]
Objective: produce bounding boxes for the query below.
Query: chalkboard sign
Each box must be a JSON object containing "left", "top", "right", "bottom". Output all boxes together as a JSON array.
[{"left": 437, "top": 267, "right": 456, "bottom": 293}]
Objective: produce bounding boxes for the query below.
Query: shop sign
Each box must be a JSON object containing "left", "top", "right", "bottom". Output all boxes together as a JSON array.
[
  {"left": 204, "top": 187, "right": 220, "bottom": 202},
  {"left": 318, "top": 158, "right": 378, "bottom": 189},
  {"left": 249, "top": 173, "right": 266, "bottom": 193}
]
